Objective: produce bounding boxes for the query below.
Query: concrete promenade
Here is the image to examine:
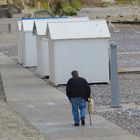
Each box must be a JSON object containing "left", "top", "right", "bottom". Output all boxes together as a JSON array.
[{"left": 0, "top": 52, "right": 139, "bottom": 140}]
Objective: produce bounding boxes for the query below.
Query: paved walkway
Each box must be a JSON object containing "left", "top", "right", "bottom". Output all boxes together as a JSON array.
[{"left": 0, "top": 53, "right": 139, "bottom": 140}]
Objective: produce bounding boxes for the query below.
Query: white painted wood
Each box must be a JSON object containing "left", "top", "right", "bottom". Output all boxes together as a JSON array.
[
  {"left": 48, "top": 20, "right": 111, "bottom": 85},
  {"left": 34, "top": 17, "right": 89, "bottom": 36},
  {"left": 21, "top": 19, "right": 37, "bottom": 67},
  {"left": 17, "top": 20, "right": 23, "bottom": 64},
  {"left": 34, "top": 19, "right": 48, "bottom": 36},
  {"left": 49, "top": 39, "right": 110, "bottom": 85},
  {"left": 48, "top": 37, "right": 55, "bottom": 83},
  {"left": 22, "top": 19, "right": 34, "bottom": 32},
  {"left": 35, "top": 17, "right": 89, "bottom": 77},
  {"left": 48, "top": 19, "right": 110, "bottom": 40},
  {"left": 36, "top": 37, "right": 49, "bottom": 77},
  {"left": 23, "top": 32, "right": 37, "bottom": 67},
  {"left": 36, "top": 36, "right": 42, "bottom": 74},
  {"left": 17, "top": 20, "right": 22, "bottom": 31},
  {"left": 42, "top": 38, "right": 49, "bottom": 76}
]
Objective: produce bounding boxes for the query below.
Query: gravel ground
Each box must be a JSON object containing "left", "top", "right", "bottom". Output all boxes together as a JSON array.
[
  {"left": 57, "top": 73, "right": 140, "bottom": 105},
  {"left": 110, "top": 25, "right": 140, "bottom": 53},
  {"left": 118, "top": 53, "right": 140, "bottom": 68},
  {"left": 0, "top": 8, "right": 140, "bottom": 138},
  {"left": 78, "top": 5, "right": 140, "bottom": 22},
  {"left": 57, "top": 73, "right": 140, "bottom": 137},
  {"left": 56, "top": 24, "right": 140, "bottom": 137}
]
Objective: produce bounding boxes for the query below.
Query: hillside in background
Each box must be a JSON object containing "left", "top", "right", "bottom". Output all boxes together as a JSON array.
[
  {"left": 0, "top": 0, "right": 140, "bottom": 8},
  {"left": 0, "top": 0, "right": 139, "bottom": 17}
]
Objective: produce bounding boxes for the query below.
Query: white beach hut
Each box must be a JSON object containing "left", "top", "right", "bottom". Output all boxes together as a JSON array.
[
  {"left": 48, "top": 19, "right": 111, "bottom": 85},
  {"left": 34, "top": 17, "right": 89, "bottom": 78},
  {"left": 34, "top": 18, "right": 49, "bottom": 77},
  {"left": 22, "top": 18, "right": 37, "bottom": 67},
  {"left": 17, "top": 20, "right": 23, "bottom": 64}
]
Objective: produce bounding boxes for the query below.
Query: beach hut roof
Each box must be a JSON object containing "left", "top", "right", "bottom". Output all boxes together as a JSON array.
[{"left": 48, "top": 19, "right": 111, "bottom": 40}]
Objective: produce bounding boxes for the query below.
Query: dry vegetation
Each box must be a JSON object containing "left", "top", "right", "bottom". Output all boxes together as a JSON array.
[{"left": 0, "top": 0, "right": 140, "bottom": 7}]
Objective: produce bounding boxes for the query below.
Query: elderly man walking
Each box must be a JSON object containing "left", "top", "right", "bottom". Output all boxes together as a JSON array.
[{"left": 66, "top": 70, "right": 91, "bottom": 126}]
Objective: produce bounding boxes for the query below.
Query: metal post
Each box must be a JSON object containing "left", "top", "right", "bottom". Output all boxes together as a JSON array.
[{"left": 110, "top": 43, "right": 120, "bottom": 107}]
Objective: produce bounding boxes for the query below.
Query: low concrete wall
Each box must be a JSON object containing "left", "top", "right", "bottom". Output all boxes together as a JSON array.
[
  {"left": 0, "top": 73, "right": 7, "bottom": 102},
  {"left": 0, "top": 18, "right": 17, "bottom": 33}
]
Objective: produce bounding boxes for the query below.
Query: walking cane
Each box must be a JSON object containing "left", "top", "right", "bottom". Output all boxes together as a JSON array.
[{"left": 88, "top": 98, "right": 92, "bottom": 125}]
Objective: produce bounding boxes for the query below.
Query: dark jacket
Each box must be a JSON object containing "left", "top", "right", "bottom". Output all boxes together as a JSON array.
[{"left": 66, "top": 77, "right": 91, "bottom": 101}]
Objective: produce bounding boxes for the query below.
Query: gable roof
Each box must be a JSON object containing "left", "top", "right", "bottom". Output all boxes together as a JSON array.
[
  {"left": 48, "top": 19, "right": 111, "bottom": 40},
  {"left": 34, "top": 19, "right": 48, "bottom": 35},
  {"left": 22, "top": 19, "right": 34, "bottom": 32},
  {"left": 34, "top": 17, "right": 89, "bottom": 36}
]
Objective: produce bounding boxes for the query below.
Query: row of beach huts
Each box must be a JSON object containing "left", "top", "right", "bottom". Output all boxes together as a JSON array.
[{"left": 17, "top": 17, "right": 111, "bottom": 86}]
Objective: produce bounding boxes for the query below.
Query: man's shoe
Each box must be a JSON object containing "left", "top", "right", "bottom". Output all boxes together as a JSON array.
[
  {"left": 81, "top": 117, "right": 85, "bottom": 126},
  {"left": 74, "top": 123, "right": 79, "bottom": 126}
]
